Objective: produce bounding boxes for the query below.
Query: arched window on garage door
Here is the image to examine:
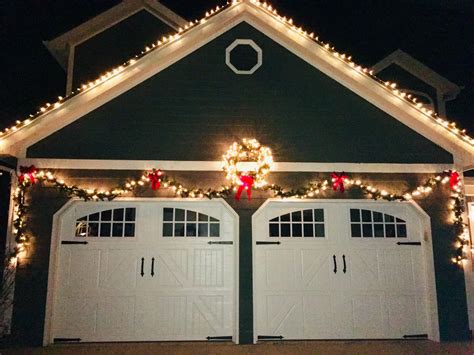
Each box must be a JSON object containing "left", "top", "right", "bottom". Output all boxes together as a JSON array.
[
  {"left": 350, "top": 208, "right": 406, "bottom": 238},
  {"left": 269, "top": 209, "right": 325, "bottom": 238},
  {"left": 162, "top": 208, "right": 220, "bottom": 237},
  {"left": 75, "top": 207, "right": 136, "bottom": 237}
]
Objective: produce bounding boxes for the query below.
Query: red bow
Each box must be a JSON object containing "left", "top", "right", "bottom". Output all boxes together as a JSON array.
[
  {"left": 19, "top": 165, "right": 37, "bottom": 185},
  {"left": 235, "top": 175, "right": 254, "bottom": 201},
  {"left": 147, "top": 169, "right": 163, "bottom": 191},
  {"left": 450, "top": 170, "right": 460, "bottom": 190},
  {"left": 332, "top": 172, "right": 347, "bottom": 193}
]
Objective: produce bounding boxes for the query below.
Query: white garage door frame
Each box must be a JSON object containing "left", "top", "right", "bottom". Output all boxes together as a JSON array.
[
  {"left": 252, "top": 198, "right": 439, "bottom": 343},
  {"left": 43, "top": 197, "right": 240, "bottom": 345}
]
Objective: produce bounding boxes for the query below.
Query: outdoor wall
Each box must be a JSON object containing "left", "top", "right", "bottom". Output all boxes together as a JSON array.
[{"left": 7, "top": 169, "right": 470, "bottom": 346}]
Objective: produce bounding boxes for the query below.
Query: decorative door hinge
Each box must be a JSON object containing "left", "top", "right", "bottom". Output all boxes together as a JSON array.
[
  {"left": 403, "top": 334, "right": 428, "bottom": 339},
  {"left": 256, "top": 241, "right": 281, "bottom": 245},
  {"left": 206, "top": 335, "right": 232, "bottom": 341},
  {"left": 397, "top": 242, "right": 421, "bottom": 246},
  {"left": 208, "top": 241, "right": 233, "bottom": 245},
  {"left": 61, "top": 241, "right": 88, "bottom": 245},
  {"left": 258, "top": 335, "right": 284, "bottom": 340},
  {"left": 53, "top": 337, "right": 81, "bottom": 343}
]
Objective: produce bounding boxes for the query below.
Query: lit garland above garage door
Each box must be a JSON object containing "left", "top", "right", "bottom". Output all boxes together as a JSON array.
[{"left": 10, "top": 169, "right": 469, "bottom": 268}]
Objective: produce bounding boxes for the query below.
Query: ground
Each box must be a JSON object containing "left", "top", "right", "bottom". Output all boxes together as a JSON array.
[{"left": 2, "top": 340, "right": 473, "bottom": 355}]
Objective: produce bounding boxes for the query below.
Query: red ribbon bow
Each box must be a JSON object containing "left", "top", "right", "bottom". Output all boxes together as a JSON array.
[
  {"left": 147, "top": 169, "right": 163, "bottom": 191},
  {"left": 235, "top": 175, "right": 254, "bottom": 201},
  {"left": 332, "top": 172, "right": 347, "bottom": 193},
  {"left": 19, "top": 165, "right": 37, "bottom": 185},
  {"left": 450, "top": 170, "right": 460, "bottom": 190}
]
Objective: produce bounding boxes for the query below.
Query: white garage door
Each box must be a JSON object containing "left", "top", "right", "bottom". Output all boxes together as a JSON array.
[
  {"left": 253, "top": 200, "right": 436, "bottom": 341},
  {"left": 49, "top": 200, "right": 237, "bottom": 343}
]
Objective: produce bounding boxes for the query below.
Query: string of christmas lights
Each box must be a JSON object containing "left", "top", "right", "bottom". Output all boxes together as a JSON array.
[
  {"left": 0, "top": 0, "right": 473, "bottom": 147},
  {"left": 8, "top": 165, "right": 469, "bottom": 267}
]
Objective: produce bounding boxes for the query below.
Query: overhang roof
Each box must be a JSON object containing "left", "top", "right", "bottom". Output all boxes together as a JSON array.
[
  {"left": 1, "top": 0, "right": 473, "bottom": 167},
  {"left": 44, "top": 0, "right": 188, "bottom": 70},
  {"left": 371, "top": 49, "right": 461, "bottom": 100}
]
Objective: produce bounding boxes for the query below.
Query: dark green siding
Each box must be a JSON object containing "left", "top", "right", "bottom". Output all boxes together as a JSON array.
[
  {"left": 73, "top": 10, "right": 173, "bottom": 89},
  {"left": 29, "top": 22, "right": 452, "bottom": 164}
]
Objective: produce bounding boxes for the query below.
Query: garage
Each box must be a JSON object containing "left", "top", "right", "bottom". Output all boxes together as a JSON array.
[
  {"left": 253, "top": 200, "right": 439, "bottom": 341},
  {"left": 46, "top": 199, "right": 238, "bottom": 343}
]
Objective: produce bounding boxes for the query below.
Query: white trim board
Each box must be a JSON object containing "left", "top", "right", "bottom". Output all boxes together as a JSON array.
[
  {"left": 18, "top": 159, "right": 454, "bottom": 173},
  {"left": 3, "top": 1, "right": 473, "bottom": 166}
]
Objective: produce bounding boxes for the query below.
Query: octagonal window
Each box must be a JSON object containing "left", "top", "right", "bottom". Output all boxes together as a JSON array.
[{"left": 225, "top": 39, "right": 262, "bottom": 75}]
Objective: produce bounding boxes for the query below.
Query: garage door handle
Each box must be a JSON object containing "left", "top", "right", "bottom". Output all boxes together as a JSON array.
[
  {"left": 140, "top": 257, "right": 145, "bottom": 277},
  {"left": 333, "top": 255, "right": 337, "bottom": 274},
  {"left": 342, "top": 254, "right": 347, "bottom": 273},
  {"left": 151, "top": 257, "right": 155, "bottom": 277}
]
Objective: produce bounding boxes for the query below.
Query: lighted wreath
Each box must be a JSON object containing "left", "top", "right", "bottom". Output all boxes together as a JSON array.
[{"left": 222, "top": 138, "right": 273, "bottom": 199}]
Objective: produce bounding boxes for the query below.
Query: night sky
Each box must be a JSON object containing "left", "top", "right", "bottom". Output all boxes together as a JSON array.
[{"left": 0, "top": 0, "right": 473, "bottom": 132}]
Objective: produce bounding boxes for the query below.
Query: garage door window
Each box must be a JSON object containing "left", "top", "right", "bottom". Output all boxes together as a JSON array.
[
  {"left": 162, "top": 208, "right": 220, "bottom": 237},
  {"left": 75, "top": 208, "right": 136, "bottom": 238},
  {"left": 350, "top": 208, "right": 406, "bottom": 238},
  {"left": 269, "top": 209, "right": 325, "bottom": 237}
]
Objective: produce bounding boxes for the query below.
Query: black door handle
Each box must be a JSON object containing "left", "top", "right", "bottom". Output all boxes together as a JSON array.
[
  {"left": 151, "top": 257, "right": 155, "bottom": 277},
  {"left": 140, "top": 257, "right": 144, "bottom": 277},
  {"left": 333, "top": 255, "right": 337, "bottom": 274},
  {"left": 342, "top": 254, "right": 347, "bottom": 274}
]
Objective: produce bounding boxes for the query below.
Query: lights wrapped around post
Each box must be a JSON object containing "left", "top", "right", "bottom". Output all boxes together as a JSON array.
[{"left": 222, "top": 138, "right": 273, "bottom": 201}]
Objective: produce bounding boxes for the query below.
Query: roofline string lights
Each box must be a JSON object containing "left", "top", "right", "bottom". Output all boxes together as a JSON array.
[
  {"left": 0, "top": 0, "right": 473, "bottom": 147},
  {"left": 8, "top": 163, "right": 469, "bottom": 267}
]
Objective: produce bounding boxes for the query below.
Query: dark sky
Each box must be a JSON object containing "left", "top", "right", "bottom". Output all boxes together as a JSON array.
[{"left": 0, "top": 0, "right": 473, "bottom": 132}]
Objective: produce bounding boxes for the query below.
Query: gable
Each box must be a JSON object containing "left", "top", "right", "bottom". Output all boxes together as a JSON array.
[
  {"left": 27, "top": 22, "right": 453, "bottom": 164},
  {"left": 73, "top": 10, "right": 174, "bottom": 89}
]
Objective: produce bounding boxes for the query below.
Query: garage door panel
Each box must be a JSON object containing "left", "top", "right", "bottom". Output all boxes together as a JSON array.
[
  {"left": 99, "top": 249, "right": 138, "bottom": 292},
  {"left": 192, "top": 249, "right": 225, "bottom": 287},
  {"left": 135, "top": 294, "right": 187, "bottom": 337},
  {"left": 54, "top": 297, "right": 98, "bottom": 337},
  {"left": 301, "top": 249, "right": 334, "bottom": 290},
  {"left": 63, "top": 248, "right": 101, "bottom": 294},
  {"left": 189, "top": 295, "right": 227, "bottom": 336},
  {"left": 346, "top": 249, "right": 382, "bottom": 291},
  {"left": 96, "top": 297, "right": 136, "bottom": 337},
  {"left": 383, "top": 249, "right": 418, "bottom": 291},
  {"left": 351, "top": 295, "right": 385, "bottom": 338},
  {"left": 386, "top": 294, "right": 418, "bottom": 337},
  {"left": 258, "top": 294, "right": 303, "bottom": 338},
  {"left": 257, "top": 249, "right": 296, "bottom": 290},
  {"left": 303, "top": 294, "right": 348, "bottom": 339}
]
